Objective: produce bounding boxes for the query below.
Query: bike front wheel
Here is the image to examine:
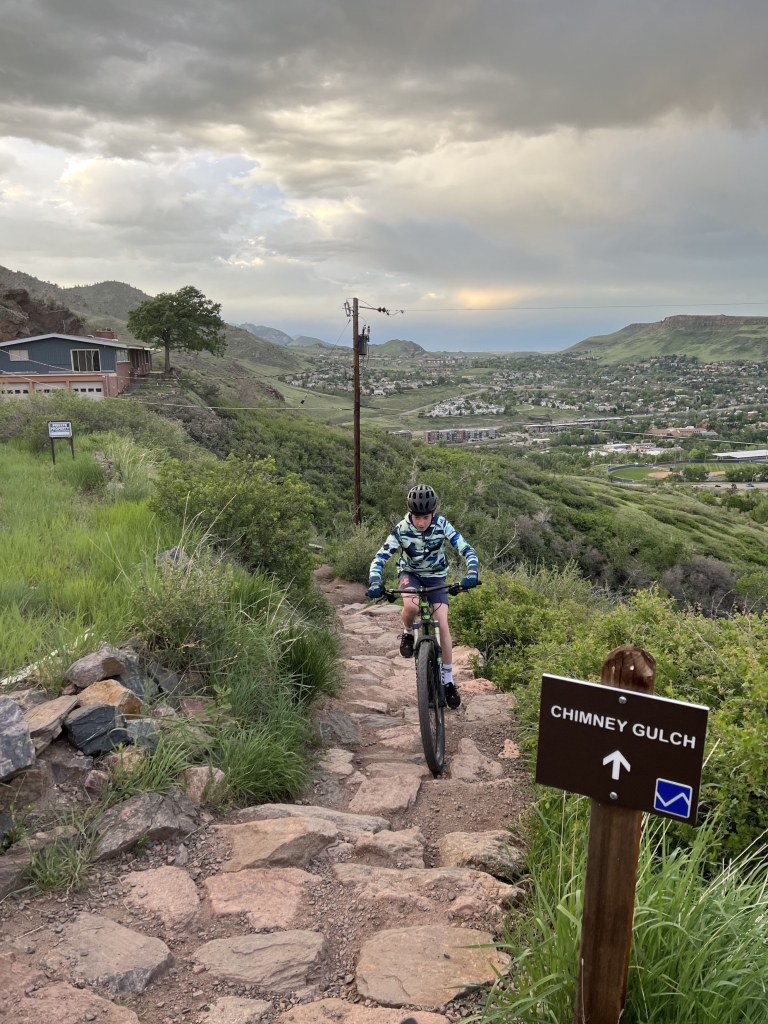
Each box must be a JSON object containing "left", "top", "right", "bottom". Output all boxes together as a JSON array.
[{"left": 416, "top": 640, "right": 445, "bottom": 776}]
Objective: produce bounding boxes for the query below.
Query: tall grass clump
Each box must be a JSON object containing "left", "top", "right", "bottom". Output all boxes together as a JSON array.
[
  {"left": 327, "top": 521, "right": 389, "bottom": 584},
  {"left": 483, "top": 792, "right": 768, "bottom": 1024}
]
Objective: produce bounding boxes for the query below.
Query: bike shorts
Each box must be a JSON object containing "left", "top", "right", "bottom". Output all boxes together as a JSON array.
[{"left": 398, "top": 572, "right": 449, "bottom": 607}]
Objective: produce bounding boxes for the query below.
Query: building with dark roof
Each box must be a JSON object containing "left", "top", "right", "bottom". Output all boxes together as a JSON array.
[{"left": 0, "top": 332, "right": 152, "bottom": 400}]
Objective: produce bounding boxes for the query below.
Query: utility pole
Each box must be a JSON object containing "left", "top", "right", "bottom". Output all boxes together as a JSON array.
[{"left": 352, "top": 297, "right": 362, "bottom": 525}]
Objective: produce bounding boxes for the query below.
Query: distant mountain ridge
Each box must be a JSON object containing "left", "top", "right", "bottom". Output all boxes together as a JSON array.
[
  {"left": 569, "top": 314, "right": 768, "bottom": 363},
  {"left": 371, "top": 339, "right": 426, "bottom": 356},
  {"left": 239, "top": 323, "right": 295, "bottom": 346}
]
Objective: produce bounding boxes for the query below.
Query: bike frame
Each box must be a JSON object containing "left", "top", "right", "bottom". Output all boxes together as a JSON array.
[{"left": 385, "top": 584, "right": 452, "bottom": 704}]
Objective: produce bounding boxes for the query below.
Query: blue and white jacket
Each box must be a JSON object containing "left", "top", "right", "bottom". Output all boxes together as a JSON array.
[{"left": 368, "top": 514, "right": 479, "bottom": 582}]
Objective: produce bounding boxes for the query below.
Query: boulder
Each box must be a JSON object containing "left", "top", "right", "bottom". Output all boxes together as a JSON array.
[
  {"left": 449, "top": 738, "right": 503, "bottom": 782},
  {"left": 238, "top": 803, "right": 391, "bottom": 841},
  {"left": 45, "top": 913, "right": 172, "bottom": 994},
  {"left": 0, "top": 845, "right": 31, "bottom": 899},
  {"left": 216, "top": 816, "right": 337, "bottom": 872},
  {"left": 463, "top": 693, "right": 515, "bottom": 722},
  {"left": 348, "top": 762, "right": 425, "bottom": 816},
  {"left": 193, "top": 930, "right": 327, "bottom": 994},
  {"left": 122, "top": 865, "right": 200, "bottom": 930},
  {"left": 66, "top": 647, "right": 125, "bottom": 689},
  {"left": 276, "top": 999, "right": 447, "bottom": 1024},
  {"left": 356, "top": 925, "right": 505, "bottom": 1009},
  {"left": 23, "top": 694, "right": 80, "bottom": 752},
  {"left": 208, "top": 997, "right": 272, "bottom": 1024},
  {"left": 84, "top": 769, "right": 109, "bottom": 793},
  {"left": 93, "top": 790, "right": 199, "bottom": 861},
  {"left": 183, "top": 764, "right": 226, "bottom": 805},
  {"left": 77, "top": 679, "right": 143, "bottom": 716},
  {"left": 146, "top": 661, "right": 181, "bottom": 695},
  {"left": 126, "top": 718, "right": 161, "bottom": 750},
  {"left": 5, "top": 687, "right": 49, "bottom": 712},
  {"left": 353, "top": 827, "right": 425, "bottom": 869},
  {"left": 204, "top": 866, "right": 321, "bottom": 928},
  {"left": 436, "top": 831, "right": 525, "bottom": 882},
  {"left": 0, "top": 696, "right": 35, "bottom": 780},
  {"left": 116, "top": 649, "right": 158, "bottom": 700},
  {"left": 38, "top": 741, "right": 93, "bottom": 785},
  {"left": 64, "top": 703, "right": 130, "bottom": 755},
  {"left": 327, "top": 709, "right": 361, "bottom": 745}
]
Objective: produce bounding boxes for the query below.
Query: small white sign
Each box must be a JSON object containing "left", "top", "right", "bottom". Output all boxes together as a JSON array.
[{"left": 48, "top": 420, "right": 73, "bottom": 438}]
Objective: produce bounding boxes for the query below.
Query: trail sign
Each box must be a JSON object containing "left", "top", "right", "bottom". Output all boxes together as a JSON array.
[
  {"left": 535, "top": 673, "right": 708, "bottom": 825},
  {"left": 48, "top": 420, "right": 72, "bottom": 438}
]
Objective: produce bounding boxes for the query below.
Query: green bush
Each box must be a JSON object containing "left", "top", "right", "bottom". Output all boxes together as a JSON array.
[
  {"left": 681, "top": 463, "right": 707, "bottom": 482},
  {"left": 483, "top": 792, "right": 768, "bottom": 1024},
  {"left": 152, "top": 454, "right": 315, "bottom": 587},
  {"left": 328, "top": 522, "right": 390, "bottom": 584}
]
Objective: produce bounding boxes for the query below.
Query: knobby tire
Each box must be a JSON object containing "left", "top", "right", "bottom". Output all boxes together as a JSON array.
[{"left": 416, "top": 641, "right": 445, "bottom": 775}]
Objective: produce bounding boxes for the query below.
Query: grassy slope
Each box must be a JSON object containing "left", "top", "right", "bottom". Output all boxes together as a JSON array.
[{"left": 568, "top": 315, "right": 768, "bottom": 362}]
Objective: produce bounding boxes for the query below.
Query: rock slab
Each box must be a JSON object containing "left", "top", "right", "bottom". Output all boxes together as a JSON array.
[
  {"left": 64, "top": 703, "right": 130, "bottom": 755},
  {"left": 353, "top": 827, "right": 425, "bottom": 869},
  {"left": 78, "top": 678, "right": 143, "bottom": 716},
  {"left": 66, "top": 647, "right": 125, "bottom": 688},
  {"left": 348, "top": 762, "right": 424, "bottom": 816},
  {"left": 237, "top": 803, "right": 391, "bottom": 841},
  {"left": 208, "top": 996, "right": 272, "bottom": 1024},
  {"left": 0, "top": 845, "right": 32, "bottom": 899},
  {"left": 437, "top": 830, "right": 525, "bottom": 882},
  {"left": 276, "top": 999, "right": 447, "bottom": 1024},
  {"left": 327, "top": 709, "right": 361, "bottom": 745},
  {"left": 194, "top": 930, "right": 328, "bottom": 994},
  {"left": 39, "top": 741, "right": 93, "bottom": 784},
  {"left": 356, "top": 924, "right": 504, "bottom": 1009},
  {"left": 449, "top": 738, "right": 503, "bottom": 783},
  {"left": 217, "top": 816, "right": 337, "bottom": 871},
  {"left": 0, "top": 695, "right": 35, "bottom": 780},
  {"left": 122, "top": 865, "right": 200, "bottom": 930},
  {"left": 94, "top": 790, "right": 199, "bottom": 860},
  {"left": 51, "top": 913, "right": 172, "bottom": 993},
  {"left": 204, "top": 867, "right": 320, "bottom": 928},
  {"left": 23, "top": 694, "right": 80, "bottom": 752}
]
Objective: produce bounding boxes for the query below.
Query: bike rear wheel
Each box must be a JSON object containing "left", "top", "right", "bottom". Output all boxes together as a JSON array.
[{"left": 416, "top": 640, "right": 445, "bottom": 775}]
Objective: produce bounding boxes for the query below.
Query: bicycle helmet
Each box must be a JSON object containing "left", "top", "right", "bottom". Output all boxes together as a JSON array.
[{"left": 407, "top": 483, "right": 438, "bottom": 515}]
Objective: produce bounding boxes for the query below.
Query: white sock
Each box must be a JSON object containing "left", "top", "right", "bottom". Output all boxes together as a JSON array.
[
  {"left": 442, "top": 664, "right": 453, "bottom": 683},
  {"left": 403, "top": 626, "right": 414, "bottom": 635}
]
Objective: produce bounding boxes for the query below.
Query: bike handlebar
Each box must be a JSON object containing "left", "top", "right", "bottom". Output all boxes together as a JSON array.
[{"left": 379, "top": 581, "right": 482, "bottom": 602}]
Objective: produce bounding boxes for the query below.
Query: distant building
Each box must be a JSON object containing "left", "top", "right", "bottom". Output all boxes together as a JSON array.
[
  {"left": 422, "top": 428, "right": 498, "bottom": 444},
  {"left": 388, "top": 430, "right": 412, "bottom": 439},
  {"left": 0, "top": 332, "right": 152, "bottom": 401}
]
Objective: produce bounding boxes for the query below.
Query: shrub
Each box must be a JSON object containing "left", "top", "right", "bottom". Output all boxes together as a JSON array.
[
  {"left": 682, "top": 463, "right": 707, "bottom": 482},
  {"left": 661, "top": 556, "right": 740, "bottom": 616},
  {"left": 328, "top": 522, "right": 390, "bottom": 584},
  {"left": 152, "top": 454, "right": 315, "bottom": 588}
]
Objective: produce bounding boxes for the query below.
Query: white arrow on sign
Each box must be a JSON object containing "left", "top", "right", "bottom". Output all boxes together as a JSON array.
[{"left": 602, "top": 750, "right": 631, "bottom": 780}]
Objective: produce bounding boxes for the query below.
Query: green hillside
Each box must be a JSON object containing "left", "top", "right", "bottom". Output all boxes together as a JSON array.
[
  {"left": 371, "top": 338, "right": 426, "bottom": 357},
  {"left": 568, "top": 314, "right": 768, "bottom": 362}
]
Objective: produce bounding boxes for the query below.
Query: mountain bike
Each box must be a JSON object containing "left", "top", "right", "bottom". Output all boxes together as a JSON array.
[{"left": 379, "top": 581, "right": 479, "bottom": 776}]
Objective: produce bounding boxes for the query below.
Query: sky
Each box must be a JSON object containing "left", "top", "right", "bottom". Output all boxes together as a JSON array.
[{"left": 2, "top": 1, "right": 768, "bottom": 351}]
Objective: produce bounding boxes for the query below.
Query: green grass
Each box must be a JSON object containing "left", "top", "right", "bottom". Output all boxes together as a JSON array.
[
  {"left": 482, "top": 792, "right": 768, "bottom": 1024},
  {"left": 611, "top": 463, "right": 722, "bottom": 482},
  {"left": 569, "top": 316, "right": 768, "bottom": 363}
]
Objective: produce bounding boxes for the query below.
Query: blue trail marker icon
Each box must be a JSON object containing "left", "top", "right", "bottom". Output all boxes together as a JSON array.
[{"left": 653, "top": 779, "right": 693, "bottom": 818}]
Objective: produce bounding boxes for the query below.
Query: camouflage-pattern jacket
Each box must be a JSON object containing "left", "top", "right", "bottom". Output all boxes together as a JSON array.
[{"left": 368, "top": 514, "right": 479, "bottom": 581}]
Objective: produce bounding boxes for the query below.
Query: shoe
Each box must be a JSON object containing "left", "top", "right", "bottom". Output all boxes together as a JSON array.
[
  {"left": 399, "top": 632, "right": 414, "bottom": 658},
  {"left": 444, "top": 682, "right": 461, "bottom": 709}
]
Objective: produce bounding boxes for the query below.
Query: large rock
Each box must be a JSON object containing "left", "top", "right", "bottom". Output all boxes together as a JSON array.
[
  {"left": 0, "top": 953, "right": 139, "bottom": 1024},
  {"left": 38, "top": 741, "right": 93, "bottom": 784},
  {"left": 451, "top": 645, "right": 485, "bottom": 683},
  {"left": 94, "top": 790, "right": 199, "bottom": 860},
  {"left": 449, "top": 738, "right": 504, "bottom": 782},
  {"left": 5, "top": 687, "right": 49, "bottom": 712},
  {"left": 23, "top": 694, "right": 80, "bottom": 752},
  {"left": 276, "top": 999, "right": 447, "bottom": 1024},
  {"left": 46, "top": 913, "right": 172, "bottom": 994},
  {"left": 66, "top": 647, "right": 125, "bottom": 689},
  {"left": 238, "top": 803, "right": 391, "bottom": 841},
  {"left": 0, "top": 845, "right": 32, "bottom": 899},
  {"left": 122, "top": 866, "right": 200, "bottom": 930},
  {"left": 208, "top": 996, "right": 272, "bottom": 1024},
  {"left": 204, "top": 867, "right": 321, "bottom": 928},
  {"left": 78, "top": 679, "right": 143, "bottom": 716},
  {"left": 334, "top": 864, "right": 516, "bottom": 923},
  {"left": 463, "top": 693, "right": 515, "bottom": 722},
  {"left": 0, "top": 696, "right": 35, "bottom": 780},
  {"left": 436, "top": 831, "right": 525, "bottom": 882},
  {"left": 116, "top": 649, "right": 158, "bottom": 700},
  {"left": 327, "top": 709, "right": 361, "bottom": 745},
  {"left": 319, "top": 747, "right": 356, "bottom": 776},
  {"left": 356, "top": 925, "right": 505, "bottom": 1009},
  {"left": 183, "top": 764, "right": 226, "bottom": 805},
  {"left": 348, "top": 762, "right": 424, "bottom": 816},
  {"left": 193, "top": 930, "right": 328, "bottom": 994},
  {"left": 0, "top": 760, "right": 54, "bottom": 813},
  {"left": 64, "top": 703, "right": 130, "bottom": 755},
  {"left": 217, "top": 817, "right": 337, "bottom": 872},
  {"left": 353, "top": 827, "right": 425, "bottom": 869}
]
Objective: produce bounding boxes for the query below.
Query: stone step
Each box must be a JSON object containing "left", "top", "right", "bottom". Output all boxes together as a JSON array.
[
  {"left": 236, "top": 803, "right": 391, "bottom": 840},
  {"left": 215, "top": 816, "right": 338, "bottom": 871},
  {"left": 193, "top": 930, "right": 327, "bottom": 996},
  {"left": 347, "top": 762, "right": 426, "bottom": 816},
  {"left": 204, "top": 866, "right": 322, "bottom": 928},
  {"left": 276, "top": 998, "right": 447, "bottom": 1024}
]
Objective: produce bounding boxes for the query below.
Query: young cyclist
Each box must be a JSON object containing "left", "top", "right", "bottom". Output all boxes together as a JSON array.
[{"left": 366, "top": 483, "right": 479, "bottom": 709}]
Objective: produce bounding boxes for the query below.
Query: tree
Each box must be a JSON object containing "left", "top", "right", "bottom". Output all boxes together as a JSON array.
[{"left": 127, "top": 286, "right": 226, "bottom": 374}]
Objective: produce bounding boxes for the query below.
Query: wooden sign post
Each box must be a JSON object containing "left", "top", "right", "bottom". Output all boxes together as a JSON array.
[
  {"left": 574, "top": 646, "right": 655, "bottom": 1024},
  {"left": 534, "top": 645, "right": 709, "bottom": 1023}
]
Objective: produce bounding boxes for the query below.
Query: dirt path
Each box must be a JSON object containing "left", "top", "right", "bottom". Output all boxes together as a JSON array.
[{"left": 0, "top": 572, "right": 531, "bottom": 1024}]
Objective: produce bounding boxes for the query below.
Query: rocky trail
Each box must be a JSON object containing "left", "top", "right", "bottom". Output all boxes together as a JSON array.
[{"left": 1, "top": 572, "right": 531, "bottom": 1024}]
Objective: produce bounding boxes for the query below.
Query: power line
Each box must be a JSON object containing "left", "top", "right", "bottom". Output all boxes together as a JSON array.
[{"left": 394, "top": 301, "right": 768, "bottom": 313}]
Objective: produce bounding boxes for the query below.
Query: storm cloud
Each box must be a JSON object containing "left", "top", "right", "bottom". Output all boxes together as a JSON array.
[{"left": 1, "top": 1, "right": 768, "bottom": 348}]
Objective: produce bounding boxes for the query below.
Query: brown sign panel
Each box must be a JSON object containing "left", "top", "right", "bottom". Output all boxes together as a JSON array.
[{"left": 535, "top": 674, "right": 709, "bottom": 825}]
